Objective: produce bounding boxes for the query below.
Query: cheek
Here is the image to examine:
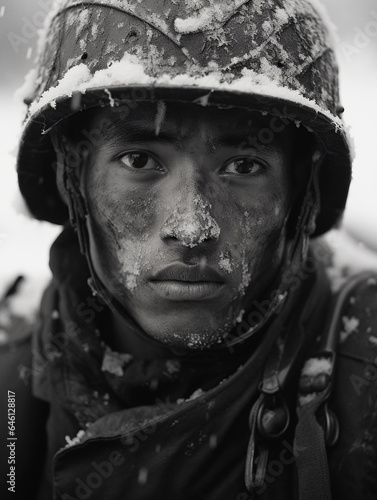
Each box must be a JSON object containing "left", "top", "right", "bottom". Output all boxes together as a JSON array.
[
  {"left": 84, "top": 167, "right": 158, "bottom": 290},
  {"left": 215, "top": 183, "right": 290, "bottom": 293},
  {"left": 87, "top": 174, "right": 155, "bottom": 237},
  {"left": 116, "top": 238, "right": 147, "bottom": 292}
]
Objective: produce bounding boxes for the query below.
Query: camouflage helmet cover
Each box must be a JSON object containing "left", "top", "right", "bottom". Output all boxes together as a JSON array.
[{"left": 17, "top": 0, "right": 352, "bottom": 235}]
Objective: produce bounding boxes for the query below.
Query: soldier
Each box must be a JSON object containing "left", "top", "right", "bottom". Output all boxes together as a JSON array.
[{"left": 1, "top": 1, "right": 377, "bottom": 499}]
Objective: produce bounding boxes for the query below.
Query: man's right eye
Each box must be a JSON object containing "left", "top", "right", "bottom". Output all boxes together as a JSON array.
[{"left": 119, "top": 152, "right": 163, "bottom": 171}]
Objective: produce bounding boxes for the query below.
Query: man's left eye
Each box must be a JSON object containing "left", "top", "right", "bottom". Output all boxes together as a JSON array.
[
  {"left": 222, "top": 158, "right": 264, "bottom": 175},
  {"left": 119, "top": 152, "right": 163, "bottom": 171}
]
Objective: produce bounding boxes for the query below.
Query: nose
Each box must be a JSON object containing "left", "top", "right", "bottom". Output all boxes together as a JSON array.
[{"left": 160, "top": 189, "right": 221, "bottom": 248}]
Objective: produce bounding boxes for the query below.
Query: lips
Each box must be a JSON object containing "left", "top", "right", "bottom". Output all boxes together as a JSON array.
[
  {"left": 149, "top": 263, "right": 226, "bottom": 301},
  {"left": 151, "top": 263, "right": 225, "bottom": 282}
]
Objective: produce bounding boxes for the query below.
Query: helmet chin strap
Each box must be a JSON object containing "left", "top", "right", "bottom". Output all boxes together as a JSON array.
[{"left": 61, "top": 136, "right": 324, "bottom": 351}]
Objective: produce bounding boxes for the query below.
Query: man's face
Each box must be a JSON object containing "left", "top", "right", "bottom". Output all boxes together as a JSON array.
[{"left": 80, "top": 102, "right": 295, "bottom": 350}]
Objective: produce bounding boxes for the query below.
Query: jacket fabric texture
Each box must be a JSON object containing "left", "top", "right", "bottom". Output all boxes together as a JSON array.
[{"left": 1, "top": 227, "right": 377, "bottom": 500}]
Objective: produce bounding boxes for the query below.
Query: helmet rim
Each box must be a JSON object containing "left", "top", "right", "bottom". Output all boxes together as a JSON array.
[{"left": 17, "top": 84, "right": 352, "bottom": 236}]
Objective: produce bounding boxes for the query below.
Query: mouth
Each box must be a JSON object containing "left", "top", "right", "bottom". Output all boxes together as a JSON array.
[{"left": 149, "top": 263, "right": 225, "bottom": 301}]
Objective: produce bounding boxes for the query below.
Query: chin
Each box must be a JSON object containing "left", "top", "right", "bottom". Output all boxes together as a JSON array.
[
  {"left": 127, "top": 299, "right": 242, "bottom": 351},
  {"left": 147, "top": 323, "right": 229, "bottom": 351}
]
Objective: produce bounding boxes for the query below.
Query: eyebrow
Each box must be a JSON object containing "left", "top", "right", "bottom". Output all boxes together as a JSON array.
[
  {"left": 99, "top": 120, "right": 182, "bottom": 146},
  {"left": 96, "top": 115, "right": 275, "bottom": 151}
]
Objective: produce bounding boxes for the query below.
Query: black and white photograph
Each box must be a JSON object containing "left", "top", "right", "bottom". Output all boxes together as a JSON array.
[{"left": 1, "top": 1, "right": 377, "bottom": 499}]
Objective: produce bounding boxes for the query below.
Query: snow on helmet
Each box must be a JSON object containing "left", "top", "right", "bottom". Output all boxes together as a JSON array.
[{"left": 17, "top": 0, "right": 351, "bottom": 236}]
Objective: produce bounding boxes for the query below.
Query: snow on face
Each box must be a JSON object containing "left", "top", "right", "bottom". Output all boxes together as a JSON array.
[
  {"left": 219, "top": 251, "right": 233, "bottom": 274},
  {"left": 82, "top": 102, "right": 293, "bottom": 350},
  {"left": 161, "top": 194, "right": 220, "bottom": 248},
  {"left": 116, "top": 237, "right": 143, "bottom": 292}
]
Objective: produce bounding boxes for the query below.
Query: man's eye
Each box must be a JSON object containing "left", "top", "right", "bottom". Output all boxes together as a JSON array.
[
  {"left": 119, "top": 152, "right": 163, "bottom": 171},
  {"left": 222, "top": 158, "right": 264, "bottom": 175}
]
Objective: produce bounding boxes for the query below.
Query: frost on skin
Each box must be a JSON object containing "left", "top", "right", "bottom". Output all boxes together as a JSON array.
[
  {"left": 340, "top": 316, "right": 360, "bottom": 343},
  {"left": 239, "top": 250, "right": 251, "bottom": 294},
  {"left": 219, "top": 252, "right": 233, "bottom": 274},
  {"left": 162, "top": 195, "right": 220, "bottom": 248},
  {"left": 116, "top": 238, "right": 143, "bottom": 292},
  {"left": 83, "top": 103, "right": 292, "bottom": 350}
]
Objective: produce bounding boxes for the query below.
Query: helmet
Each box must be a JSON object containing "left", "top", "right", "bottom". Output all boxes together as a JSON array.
[{"left": 17, "top": 0, "right": 351, "bottom": 236}]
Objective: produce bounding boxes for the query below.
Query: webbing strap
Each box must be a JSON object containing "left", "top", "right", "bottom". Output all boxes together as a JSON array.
[
  {"left": 292, "top": 271, "right": 377, "bottom": 500},
  {"left": 294, "top": 390, "right": 332, "bottom": 500}
]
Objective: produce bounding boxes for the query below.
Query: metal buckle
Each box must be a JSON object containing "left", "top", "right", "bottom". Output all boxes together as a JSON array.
[{"left": 256, "top": 394, "right": 290, "bottom": 441}]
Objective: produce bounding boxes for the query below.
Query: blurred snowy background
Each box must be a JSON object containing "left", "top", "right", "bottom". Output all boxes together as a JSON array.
[{"left": 0, "top": 0, "right": 377, "bottom": 331}]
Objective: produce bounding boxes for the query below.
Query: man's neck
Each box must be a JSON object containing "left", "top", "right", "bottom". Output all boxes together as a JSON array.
[{"left": 105, "top": 309, "right": 188, "bottom": 359}]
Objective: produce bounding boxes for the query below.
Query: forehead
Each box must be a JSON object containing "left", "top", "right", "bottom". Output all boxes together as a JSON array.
[{"left": 86, "top": 102, "right": 294, "bottom": 151}]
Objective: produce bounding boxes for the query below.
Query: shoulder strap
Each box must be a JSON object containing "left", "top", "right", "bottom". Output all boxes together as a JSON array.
[
  {"left": 293, "top": 271, "right": 377, "bottom": 500},
  {"left": 244, "top": 265, "right": 330, "bottom": 493}
]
